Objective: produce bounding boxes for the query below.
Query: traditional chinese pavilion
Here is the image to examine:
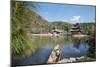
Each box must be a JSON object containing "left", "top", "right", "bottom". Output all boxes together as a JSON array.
[{"left": 70, "top": 23, "right": 81, "bottom": 34}]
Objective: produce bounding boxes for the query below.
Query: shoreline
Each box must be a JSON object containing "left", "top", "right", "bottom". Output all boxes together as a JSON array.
[{"left": 32, "top": 33, "right": 53, "bottom": 36}]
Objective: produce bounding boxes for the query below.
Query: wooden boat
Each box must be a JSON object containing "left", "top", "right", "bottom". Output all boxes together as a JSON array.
[{"left": 47, "top": 44, "right": 62, "bottom": 64}]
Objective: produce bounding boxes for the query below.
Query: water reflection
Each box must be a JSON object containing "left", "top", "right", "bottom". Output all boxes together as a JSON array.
[
  {"left": 62, "top": 37, "right": 89, "bottom": 58},
  {"left": 12, "top": 36, "right": 90, "bottom": 66},
  {"left": 73, "top": 38, "right": 81, "bottom": 49}
]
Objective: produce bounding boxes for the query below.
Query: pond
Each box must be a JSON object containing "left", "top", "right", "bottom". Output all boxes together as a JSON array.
[{"left": 12, "top": 36, "right": 90, "bottom": 66}]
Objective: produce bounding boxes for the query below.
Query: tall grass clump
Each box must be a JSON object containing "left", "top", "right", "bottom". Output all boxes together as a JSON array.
[{"left": 11, "top": 1, "right": 37, "bottom": 59}]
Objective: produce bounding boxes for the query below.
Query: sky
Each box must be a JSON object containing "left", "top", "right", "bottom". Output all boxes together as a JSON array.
[{"left": 32, "top": 2, "right": 96, "bottom": 23}]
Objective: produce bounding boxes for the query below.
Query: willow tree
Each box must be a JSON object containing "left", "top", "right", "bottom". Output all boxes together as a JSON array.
[{"left": 11, "top": 1, "right": 38, "bottom": 58}]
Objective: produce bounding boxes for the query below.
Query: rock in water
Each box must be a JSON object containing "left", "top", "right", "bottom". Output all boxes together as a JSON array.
[{"left": 47, "top": 44, "right": 61, "bottom": 63}]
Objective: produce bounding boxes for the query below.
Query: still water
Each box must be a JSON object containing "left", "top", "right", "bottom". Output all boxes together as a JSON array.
[{"left": 12, "top": 36, "right": 90, "bottom": 66}]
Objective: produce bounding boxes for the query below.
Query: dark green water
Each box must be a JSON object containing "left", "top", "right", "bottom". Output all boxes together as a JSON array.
[{"left": 12, "top": 36, "right": 90, "bottom": 66}]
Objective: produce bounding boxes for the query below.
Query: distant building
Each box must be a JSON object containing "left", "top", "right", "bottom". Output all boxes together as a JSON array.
[
  {"left": 52, "top": 29, "right": 63, "bottom": 37},
  {"left": 70, "top": 23, "right": 81, "bottom": 34}
]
